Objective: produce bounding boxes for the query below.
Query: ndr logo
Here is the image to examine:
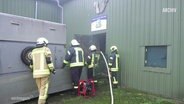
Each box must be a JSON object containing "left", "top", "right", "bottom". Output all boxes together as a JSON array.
[{"left": 162, "top": 8, "right": 177, "bottom": 13}]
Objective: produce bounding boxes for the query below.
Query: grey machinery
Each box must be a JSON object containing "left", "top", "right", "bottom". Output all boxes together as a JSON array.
[{"left": 0, "top": 13, "right": 72, "bottom": 104}]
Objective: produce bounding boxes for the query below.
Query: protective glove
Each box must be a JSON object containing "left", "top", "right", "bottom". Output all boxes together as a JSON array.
[
  {"left": 52, "top": 69, "right": 56, "bottom": 75},
  {"left": 84, "top": 62, "right": 88, "bottom": 67},
  {"left": 29, "top": 65, "right": 33, "bottom": 72}
]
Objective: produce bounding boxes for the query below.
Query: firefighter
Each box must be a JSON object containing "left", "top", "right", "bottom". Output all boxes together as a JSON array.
[
  {"left": 108, "top": 46, "right": 120, "bottom": 88},
  {"left": 29, "top": 37, "right": 55, "bottom": 104},
  {"left": 62, "top": 39, "right": 84, "bottom": 92},
  {"left": 86, "top": 45, "right": 98, "bottom": 83}
]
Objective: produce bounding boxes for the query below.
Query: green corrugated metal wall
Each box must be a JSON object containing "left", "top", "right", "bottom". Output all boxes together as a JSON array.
[
  {"left": 37, "top": 0, "right": 61, "bottom": 22},
  {"left": 0, "top": 0, "right": 61, "bottom": 22},
  {"left": 180, "top": 0, "right": 184, "bottom": 98},
  {"left": 64, "top": 0, "right": 184, "bottom": 99},
  {"left": 63, "top": 0, "right": 97, "bottom": 43},
  {"left": 0, "top": 0, "right": 35, "bottom": 17}
]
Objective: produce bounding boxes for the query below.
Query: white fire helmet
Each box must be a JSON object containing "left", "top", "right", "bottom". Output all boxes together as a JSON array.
[
  {"left": 37, "top": 37, "right": 48, "bottom": 45},
  {"left": 89, "top": 45, "right": 97, "bottom": 51},
  {"left": 110, "top": 46, "right": 118, "bottom": 52},
  {"left": 71, "top": 39, "right": 80, "bottom": 46}
]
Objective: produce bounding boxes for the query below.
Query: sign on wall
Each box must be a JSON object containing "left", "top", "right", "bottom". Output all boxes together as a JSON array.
[
  {"left": 91, "top": 15, "right": 107, "bottom": 32},
  {"left": 162, "top": 8, "right": 177, "bottom": 13}
]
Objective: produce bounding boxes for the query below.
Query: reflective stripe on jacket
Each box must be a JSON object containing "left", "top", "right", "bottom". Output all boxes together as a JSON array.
[
  {"left": 63, "top": 46, "right": 84, "bottom": 68},
  {"left": 87, "top": 53, "right": 95, "bottom": 68},
  {"left": 87, "top": 52, "right": 100, "bottom": 68},
  {"left": 31, "top": 47, "right": 54, "bottom": 78},
  {"left": 108, "top": 52, "right": 119, "bottom": 72}
]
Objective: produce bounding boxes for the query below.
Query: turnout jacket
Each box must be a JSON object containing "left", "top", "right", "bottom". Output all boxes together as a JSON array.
[
  {"left": 30, "top": 46, "right": 54, "bottom": 78},
  {"left": 63, "top": 46, "right": 84, "bottom": 67},
  {"left": 86, "top": 51, "right": 99, "bottom": 68},
  {"left": 108, "top": 51, "right": 120, "bottom": 72}
]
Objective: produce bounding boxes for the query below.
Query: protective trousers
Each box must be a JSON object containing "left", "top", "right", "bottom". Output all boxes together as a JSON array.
[
  {"left": 87, "top": 68, "right": 93, "bottom": 80},
  {"left": 35, "top": 77, "right": 49, "bottom": 104},
  {"left": 111, "top": 71, "right": 118, "bottom": 88},
  {"left": 70, "top": 66, "right": 83, "bottom": 89}
]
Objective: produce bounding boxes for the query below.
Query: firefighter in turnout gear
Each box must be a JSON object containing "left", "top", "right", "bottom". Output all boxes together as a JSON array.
[
  {"left": 30, "top": 37, "right": 55, "bottom": 104},
  {"left": 86, "top": 45, "right": 99, "bottom": 83},
  {"left": 108, "top": 46, "right": 120, "bottom": 88},
  {"left": 62, "top": 39, "right": 84, "bottom": 92}
]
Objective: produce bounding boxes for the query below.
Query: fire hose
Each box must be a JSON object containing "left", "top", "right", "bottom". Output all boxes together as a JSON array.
[{"left": 100, "top": 51, "right": 114, "bottom": 104}]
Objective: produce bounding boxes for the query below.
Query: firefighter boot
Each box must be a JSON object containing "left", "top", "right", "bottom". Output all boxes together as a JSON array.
[
  {"left": 71, "top": 88, "right": 78, "bottom": 95},
  {"left": 113, "top": 84, "right": 118, "bottom": 88}
]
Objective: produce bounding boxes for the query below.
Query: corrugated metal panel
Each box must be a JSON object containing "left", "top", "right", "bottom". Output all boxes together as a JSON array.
[
  {"left": 0, "top": 0, "right": 35, "bottom": 18},
  {"left": 180, "top": 0, "right": 184, "bottom": 98},
  {"left": 37, "top": 0, "right": 61, "bottom": 23},
  {"left": 107, "top": 0, "right": 181, "bottom": 98},
  {"left": 0, "top": 0, "right": 3, "bottom": 12},
  {"left": 172, "top": 0, "right": 181, "bottom": 98},
  {"left": 64, "top": 0, "right": 183, "bottom": 98},
  {"left": 0, "top": 0, "right": 61, "bottom": 23},
  {"left": 63, "top": 0, "right": 101, "bottom": 43}
]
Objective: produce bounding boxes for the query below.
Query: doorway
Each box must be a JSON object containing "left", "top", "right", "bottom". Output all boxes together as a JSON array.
[
  {"left": 75, "top": 33, "right": 106, "bottom": 57},
  {"left": 74, "top": 33, "right": 106, "bottom": 80}
]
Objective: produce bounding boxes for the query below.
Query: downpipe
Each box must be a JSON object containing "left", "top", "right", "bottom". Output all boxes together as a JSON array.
[
  {"left": 55, "top": 0, "right": 64, "bottom": 24},
  {"left": 35, "top": 0, "right": 38, "bottom": 19},
  {"left": 100, "top": 51, "right": 114, "bottom": 104}
]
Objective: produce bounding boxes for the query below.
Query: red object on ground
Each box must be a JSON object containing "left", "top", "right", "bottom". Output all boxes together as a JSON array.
[{"left": 78, "top": 79, "right": 96, "bottom": 97}]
